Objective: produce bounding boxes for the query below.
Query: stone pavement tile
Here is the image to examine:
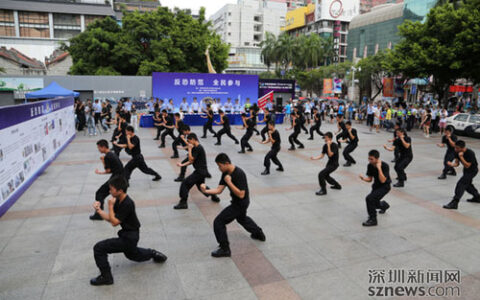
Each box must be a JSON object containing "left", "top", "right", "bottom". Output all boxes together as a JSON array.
[
  {"left": 175, "top": 259, "right": 250, "bottom": 298},
  {"left": 348, "top": 227, "right": 419, "bottom": 257},
  {"left": 33, "top": 194, "right": 81, "bottom": 209},
  {"left": 0, "top": 253, "right": 56, "bottom": 300},
  {"left": 1, "top": 231, "right": 64, "bottom": 259},
  {"left": 308, "top": 236, "right": 381, "bottom": 268},
  {"left": 253, "top": 223, "right": 304, "bottom": 251},
  {"left": 260, "top": 243, "right": 334, "bottom": 279},
  {"left": 385, "top": 248, "right": 459, "bottom": 271},
  {"left": 58, "top": 227, "right": 111, "bottom": 255},
  {"left": 388, "top": 216, "right": 479, "bottom": 248},
  {"left": 0, "top": 218, "right": 25, "bottom": 238},
  {"left": 288, "top": 268, "right": 369, "bottom": 300},
  {"left": 195, "top": 287, "right": 257, "bottom": 300},
  {"left": 42, "top": 279, "right": 114, "bottom": 300},
  {"left": 424, "top": 238, "right": 480, "bottom": 276},
  {"left": 15, "top": 215, "right": 71, "bottom": 236},
  {"left": 253, "top": 280, "right": 302, "bottom": 300}
]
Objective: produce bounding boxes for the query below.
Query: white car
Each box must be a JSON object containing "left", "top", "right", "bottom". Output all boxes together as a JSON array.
[{"left": 445, "top": 113, "right": 480, "bottom": 138}]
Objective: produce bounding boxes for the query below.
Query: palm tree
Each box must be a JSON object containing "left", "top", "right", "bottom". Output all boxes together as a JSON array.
[
  {"left": 260, "top": 32, "right": 277, "bottom": 72},
  {"left": 302, "top": 34, "right": 325, "bottom": 69},
  {"left": 321, "top": 36, "right": 335, "bottom": 66},
  {"left": 276, "top": 32, "right": 296, "bottom": 73}
]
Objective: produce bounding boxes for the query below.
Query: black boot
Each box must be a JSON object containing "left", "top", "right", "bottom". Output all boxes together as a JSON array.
[
  {"left": 393, "top": 181, "right": 404, "bottom": 188},
  {"left": 438, "top": 173, "right": 447, "bottom": 180},
  {"left": 298, "top": 144, "right": 305, "bottom": 149},
  {"left": 288, "top": 146, "right": 295, "bottom": 151},
  {"left": 89, "top": 212, "right": 103, "bottom": 220},
  {"left": 276, "top": 166, "right": 284, "bottom": 172},
  {"left": 152, "top": 175, "right": 162, "bottom": 181},
  {"left": 211, "top": 195, "right": 220, "bottom": 203},
  {"left": 90, "top": 273, "right": 113, "bottom": 286},
  {"left": 343, "top": 162, "right": 352, "bottom": 167},
  {"left": 174, "top": 176, "right": 184, "bottom": 182},
  {"left": 174, "top": 200, "right": 188, "bottom": 210},
  {"left": 214, "top": 142, "right": 221, "bottom": 146},
  {"left": 211, "top": 246, "right": 231, "bottom": 258},
  {"left": 251, "top": 230, "right": 266, "bottom": 241},
  {"left": 316, "top": 189, "right": 327, "bottom": 196},
  {"left": 466, "top": 196, "right": 480, "bottom": 203},
  {"left": 447, "top": 170, "right": 456, "bottom": 176},
  {"left": 261, "top": 169, "right": 270, "bottom": 175},
  {"left": 170, "top": 154, "right": 179, "bottom": 159},
  {"left": 362, "top": 218, "right": 378, "bottom": 227},
  {"left": 151, "top": 249, "right": 168, "bottom": 263},
  {"left": 331, "top": 184, "right": 342, "bottom": 190},
  {"left": 443, "top": 200, "right": 458, "bottom": 209},
  {"left": 378, "top": 201, "right": 390, "bottom": 214}
]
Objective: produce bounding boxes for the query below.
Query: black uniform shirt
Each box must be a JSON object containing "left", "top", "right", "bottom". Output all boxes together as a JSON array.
[
  {"left": 347, "top": 128, "right": 359, "bottom": 144},
  {"left": 442, "top": 134, "right": 457, "bottom": 153},
  {"left": 315, "top": 112, "right": 322, "bottom": 124},
  {"left": 246, "top": 118, "right": 255, "bottom": 132},
  {"left": 126, "top": 135, "right": 141, "bottom": 157},
  {"left": 393, "top": 136, "right": 413, "bottom": 158},
  {"left": 220, "top": 166, "right": 249, "bottom": 205},
  {"left": 271, "top": 130, "right": 281, "bottom": 150},
  {"left": 322, "top": 143, "right": 339, "bottom": 166},
  {"left": 366, "top": 162, "right": 391, "bottom": 189},
  {"left": 164, "top": 115, "right": 173, "bottom": 127},
  {"left": 222, "top": 115, "right": 230, "bottom": 129},
  {"left": 456, "top": 149, "right": 478, "bottom": 174},
  {"left": 114, "top": 195, "right": 141, "bottom": 232},
  {"left": 192, "top": 144, "right": 208, "bottom": 171},
  {"left": 104, "top": 151, "right": 124, "bottom": 176},
  {"left": 176, "top": 120, "right": 185, "bottom": 134}
]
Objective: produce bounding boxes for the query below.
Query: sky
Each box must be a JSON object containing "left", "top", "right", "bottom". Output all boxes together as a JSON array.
[{"left": 160, "top": 0, "right": 237, "bottom": 18}]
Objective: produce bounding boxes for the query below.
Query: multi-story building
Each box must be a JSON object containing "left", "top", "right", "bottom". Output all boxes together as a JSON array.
[
  {"left": 347, "top": 0, "right": 438, "bottom": 62},
  {"left": 210, "top": 0, "right": 287, "bottom": 74},
  {"left": 360, "top": 0, "right": 403, "bottom": 13},
  {"left": 282, "top": 1, "right": 361, "bottom": 63},
  {"left": 0, "top": 0, "right": 115, "bottom": 74}
]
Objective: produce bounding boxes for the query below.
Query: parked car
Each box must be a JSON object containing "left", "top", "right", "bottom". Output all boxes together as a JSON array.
[{"left": 445, "top": 113, "right": 480, "bottom": 138}]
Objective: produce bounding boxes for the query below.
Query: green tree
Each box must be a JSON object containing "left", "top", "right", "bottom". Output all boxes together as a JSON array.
[
  {"left": 67, "top": 7, "right": 229, "bottom": 75},
  {"left": 260, "top": 32, "right": 278, "bottom": 72},
  {"left": 276, "top": 33, "right": 296, "bottom": 73},
  {"left": 356, "top": 51, "right": 389, "bottom": 101}
]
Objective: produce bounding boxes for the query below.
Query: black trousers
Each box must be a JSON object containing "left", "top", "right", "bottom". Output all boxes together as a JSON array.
[
  {"left": 367, "top": 114, "right": 374, "bottom": 126},
  {"left": 442, "top": 150, "right": 456, "bottom": 175},
  {"left": 318, "top": 164, "right": 340, "bottom": 189},
  {"left": 252, "top": 125, "right": 260, "bottom": 135},
  {"left": 94, "top": 230, "right": 152, "bottom": 275},
  {"left": 407, "top": 116, "right": 415, "bottom": 131},
  {"left": 260, "top": 126, "right": 268, "bottom": 141},
  {"left": 241, "top": 130, "right": 253, "bottom": 151},
  {"left": 394, "top": 156, "right": 412, "bottom": 182},
  {"left": 264, "top": 148, "right": 282, "bottom": 171},
  {"left": 336, "top": 131, "right": 347, "bottom": 146},
  {"left": 179, "top": 170, "right": 211, "bottom": 202},
  {"left": 203, "top": 120, "right": 216, "bottom": 137},
  {"left": 155, "top": 125, "right": 165, "bottom": 139},
  {"left": 309, "top": 122, "right": 323, "bottom": 139},
  {"left": 289, "top": 129, "right": 303, "bottom": 148},
  {"left": 217, "top": 127, "right": 238, "bottom": 144},
  {"left": 454, "top": 170, "right": 479, "bottom": 201},
  {"left": 366, "top": 185, "right": 391, "bottom": 219},
  {"left": 301, "top": 123, "right": 308, "bottom": 134},
  {"left": 343, "top": 142, "right": 358, "bottom": 164},
  {"left": 94, "top": 112, "right": 101, "bottom": 125},
  {"left": 125, "top": 155, "right": 159, "bottom": 180},
  {"left": 213, "top": 202, "right": 262, "bottom": 249},
  {"left": 112, "top": 145, "right": 123, "bottom": 157},
  {"left": 171, "top": 137, "right": 184, "bottom": 157},
  {"left": 179, "top": 157, "right": 189, "bottom": 178},
  {"left": 95, "top": 178, "right": 112, "bottom": 209},
  {"left": 161, "top": 129, "right": 175, "bottom": 145}
]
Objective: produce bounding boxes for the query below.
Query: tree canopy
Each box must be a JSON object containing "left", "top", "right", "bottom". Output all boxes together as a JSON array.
[{"left": 67, "top": 7, "right": 229, "bottom": 75}]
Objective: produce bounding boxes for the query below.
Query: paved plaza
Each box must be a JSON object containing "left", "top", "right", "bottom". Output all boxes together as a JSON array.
[{"left": 1, "top": 121, "right": 480, "bottom": 300}]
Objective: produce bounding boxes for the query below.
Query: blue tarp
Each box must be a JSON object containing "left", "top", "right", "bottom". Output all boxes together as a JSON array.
[{"left": 25, "top": 81, "right": 79, "bottom": 99}]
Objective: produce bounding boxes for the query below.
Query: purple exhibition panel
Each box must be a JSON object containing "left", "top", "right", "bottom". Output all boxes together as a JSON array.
[
  {"left": 152, "top": 72, "right": 259, "bottom": 107},
  {"left": 258, "top": 79, "right": 296, "bottom": 99},
  {"left": 0, "top": 97, "right": 75, "bottom": 217}
]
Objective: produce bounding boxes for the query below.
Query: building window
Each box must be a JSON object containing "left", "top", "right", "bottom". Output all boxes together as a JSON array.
[
  {"left": 244, "top": 42, "right": 250, "bottom": 46},
  {"left": 0, "top": 10, "right": 15, "bottom": 36},
  {"left": 53, "top": 14, "right": 80, "bottom": 27},
  {"left": 85, "top": 15, "right": 104, "bottom": 27},
  {"left": 228, "top": 32, "right": 231, "bottom": 36},
  {"left": 228, "top": 22, "right": 231, "bottom": 26},
  {"left": 341, "top": 22, "right": 348, "bottom": 31},
  {"left": 18, "top": 11, "right": 50, "bottom": 38},
  {"left": 340, "top": 34, "right": 346, "bottom": 43},
  {"left": 228, "top": 12, "right": 231, "bottom": 16}
]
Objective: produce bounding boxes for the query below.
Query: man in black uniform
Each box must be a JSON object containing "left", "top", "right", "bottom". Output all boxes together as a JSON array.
[
  {"left": 90, "top": 176, "right": 167, "bottom": 286},
  {"left": 310, "top": 132, "right": 341, "bottom": 195},
  {"left": 260, "top": 109, "right": 273, "bottom": 142},
  {"left": 170, "top": 113, "right": 185, "bottom": 158},
  {"left": 359, "top": 150, "right": 391, "bottom": 226},
  {"left": 308, "top": 107, "right": 324, "bottom": 140},
  {"left": 153, "top": 110, "right": 164, "bottom": 140},
  {"left": 173, "top": 125, "right": 194, "bottom": 182},
  {"left": 112, "top": 113, "right": 127, "bottom": 157},
  {"left": 437, "top": 127, "right": 457, "bottom": 179},
  {"left": 298, "top": 107, "right": 309, "bottom": 135},
  {"left": 248, "top": 107, "right": 261, "bottom": 136},
  {"left": 90, "top": 139, "right": 125, "bottom": 221},
  {"left": 114, "top": 126, "right": 161, "bottom": 182},
  {"left": 286, "top": 111, "right": 304, "bottom": 151},
  {"left": 443, "top": 140, "right": 480, "bottom": 209},
  {"left": 335, "top": 115, "right": 348, "bottom": 149},
  {"left": 159, "top": 110, "right": 176, "bottom": 148},
  {"left": 237, "top": 113, "right": 254, "bottom": 153},
  {"left": 261, "top": 121, "right": 284, "bottom": 175},
  {"left": 201, "top": 104, "right": 216, "bottom": 138},
  {"left": 384, "top": 129, "right": 412, "bottom": 187},
  {"left": 214, "top": 110, "right": 239, "bottom": 145},
  {"left": 173, "top": 133, "right": 220, "bottom": 209},
  {"left": 339, "top": 121, "right": 359, "bottom": 167},
  {"left": 200, "top": 153, "right": 265, "bottom": 257}
]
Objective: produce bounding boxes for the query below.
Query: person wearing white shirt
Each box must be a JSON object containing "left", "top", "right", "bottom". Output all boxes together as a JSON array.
[
  {"left": 224, "top": 98, "right": 233, "bottom": 113},
  {"left": 234, "top": 99, "right": 242, "bottom": 113},
  {"left": 373, "top": 104, "right": 380, "bottom": 133},
  {"left": 191, "top": 98, "right": 200, "bottom": 113},
  {"left": 304, "top": 100, "right": 312, "bottom": 123},
  {"left": 93, "top": 99, "right": 102, "bottom": 125},
  {"left": 167, "top": 99, "right": 174, "bottom": 114},
  {"left": 179, "top": 98, "right": 189, "bottom": 114},
  {"left": 212, "top": 99, "right": 220, "bottom": 113},
  {"left": 146, "top": 98, "right": 155, "bottom": 114}
]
